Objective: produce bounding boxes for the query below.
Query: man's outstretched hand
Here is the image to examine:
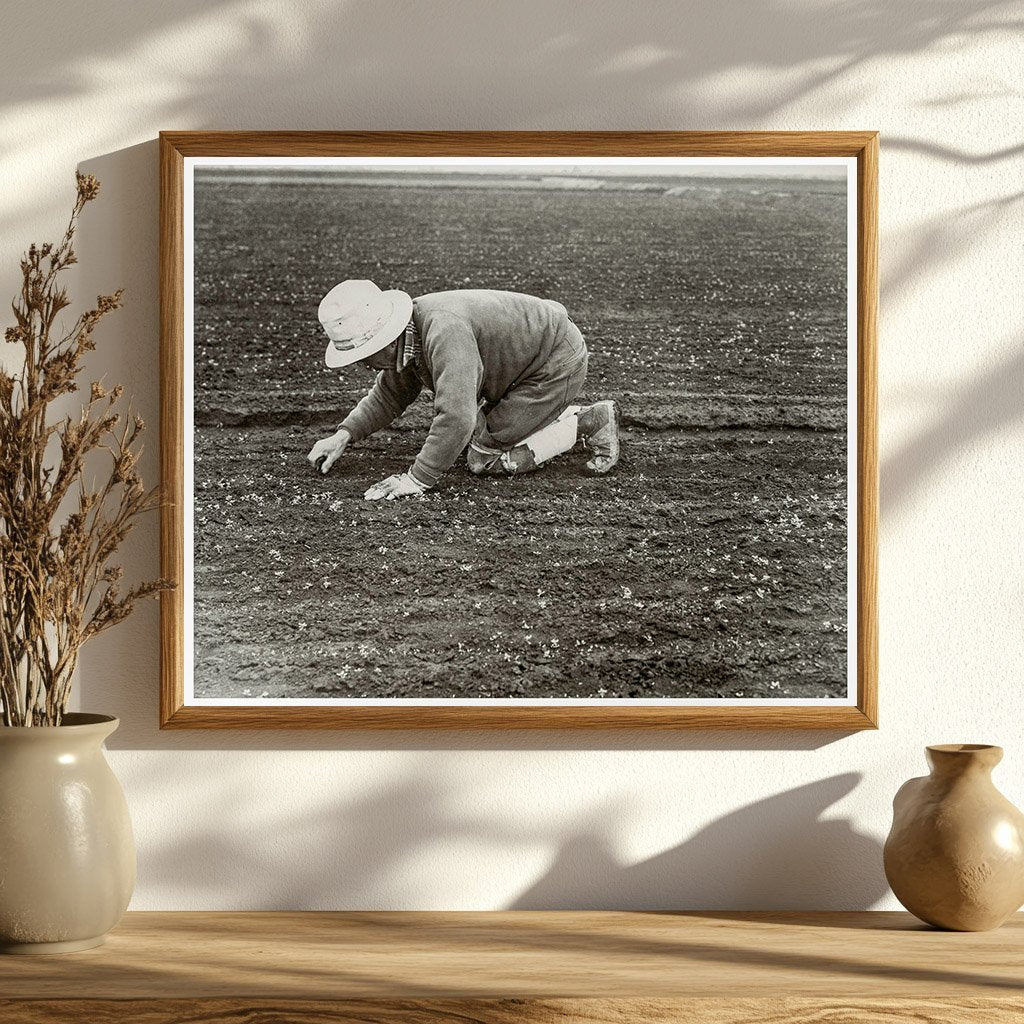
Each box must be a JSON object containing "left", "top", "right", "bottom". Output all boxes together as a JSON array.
[
  {"left": 307, "top": 428, "right": 351, "bottom": 475},
  {"left": 364, "top": 472, "right": 427, "bottom": 501}
]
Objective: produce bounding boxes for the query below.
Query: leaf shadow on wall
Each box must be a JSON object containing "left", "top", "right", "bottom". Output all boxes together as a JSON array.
[
  {"left": 511, "top": 773, "right": 887, "bottom": 910},
  {"left": 2, "top": 1, "right": 1016, "bottom": 136},
  {"left": 1, "top": 0, "right": 1019, "bottom": 247},
  {"left": 129, "top": 761, "right": 886, "bottom": 911},
  {"left": 882, "top": 337, "right": 1024, "bottom": 510}
]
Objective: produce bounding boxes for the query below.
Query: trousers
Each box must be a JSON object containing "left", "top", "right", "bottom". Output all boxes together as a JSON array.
[{"left": 472, "top": 321, "right": 589, "bottom": 451}]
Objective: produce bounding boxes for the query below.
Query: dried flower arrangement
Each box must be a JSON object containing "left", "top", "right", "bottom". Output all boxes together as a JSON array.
[{"left": 0, "top": 173, "right": 171, "bottom": 726}]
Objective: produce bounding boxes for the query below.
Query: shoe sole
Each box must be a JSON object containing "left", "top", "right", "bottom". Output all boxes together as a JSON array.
[{"left": 584, "top": 400, "right": 620, "bottom": 476}]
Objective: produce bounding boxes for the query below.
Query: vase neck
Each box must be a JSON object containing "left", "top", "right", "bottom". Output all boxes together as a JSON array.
[
  {"left": 926, "top": 743, "right": 1002, "bottom": 779},
  {"left": 0, "top": 714, "right": 119, "bottom": 750}
]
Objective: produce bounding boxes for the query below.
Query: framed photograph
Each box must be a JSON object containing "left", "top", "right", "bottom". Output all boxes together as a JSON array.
[{"left": 159, "top": 131, "right": 877, "bottom": 729}]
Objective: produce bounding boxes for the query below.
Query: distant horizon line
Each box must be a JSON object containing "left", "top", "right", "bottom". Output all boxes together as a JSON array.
[
  {"left": 191, "top": 158, "right": 848, "bottom": 182},
  {"left": 194, "top": 167, "right": 846, "bottom": 184}
]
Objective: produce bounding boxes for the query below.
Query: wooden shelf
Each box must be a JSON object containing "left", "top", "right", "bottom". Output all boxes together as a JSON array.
[{"left": 1, "top": 911, "right": 1022, "bottom": 1022}]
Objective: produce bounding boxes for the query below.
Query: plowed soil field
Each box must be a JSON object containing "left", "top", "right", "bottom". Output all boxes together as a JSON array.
[{"left": 192, "top": 172, "right": 849, "bottom": 699}]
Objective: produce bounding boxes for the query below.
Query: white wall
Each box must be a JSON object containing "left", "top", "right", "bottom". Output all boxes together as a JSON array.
[{"left": 2, "top": 0, "right": 1021, "bottom": 910}]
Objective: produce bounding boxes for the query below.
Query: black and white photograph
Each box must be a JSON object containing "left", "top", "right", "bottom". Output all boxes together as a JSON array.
[{"left": 177, "top": 149, "right": 864, "bottom": 714}]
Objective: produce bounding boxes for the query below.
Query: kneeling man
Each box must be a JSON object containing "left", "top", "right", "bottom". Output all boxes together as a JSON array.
[{"left": 306, "top": 280, "right": 619, "bottom": 500}]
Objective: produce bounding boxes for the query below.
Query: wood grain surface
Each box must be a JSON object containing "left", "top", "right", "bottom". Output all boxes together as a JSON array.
[
  {"left": 4, "top": 997, "right": 1024, "bottom": 1024},
  {"left": 159, "top": 133, "right": 186, "bottom": 730},
  {"left": 159, "top": 130, "right": 879, "bottom": 731},
  {"left": 160, "top": 130, "right": 878, "bottom": 158},
  {"left": 856, "top": 133, "right": 879, "bottom": 731},
  {"left": 2, "top": 911, "right": 1021, "bottom": 992}
]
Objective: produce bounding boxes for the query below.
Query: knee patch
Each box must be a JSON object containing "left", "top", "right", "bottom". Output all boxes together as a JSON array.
[
  {"left": 467, "top": 443, "right": 538, "bottom": 476},
  {"left": 500, "top": 446, "right": 538, "bottom": 475}
]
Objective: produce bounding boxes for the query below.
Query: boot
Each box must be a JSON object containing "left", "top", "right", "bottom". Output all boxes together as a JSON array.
[{"left": 577, "top": 400, "right": 620, "bottom": 475}]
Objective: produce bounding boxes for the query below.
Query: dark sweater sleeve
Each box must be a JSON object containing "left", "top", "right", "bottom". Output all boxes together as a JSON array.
[
  {"left": 410, "top": 316, "right": 482, "bottom": 487},
  {"left": 339, "top": 366, "right": 422, "bottom": 442}
]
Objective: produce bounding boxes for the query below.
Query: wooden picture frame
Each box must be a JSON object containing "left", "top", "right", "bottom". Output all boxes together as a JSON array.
[{"left": 160, "top": 131, "right": 877, "bottom": 730}]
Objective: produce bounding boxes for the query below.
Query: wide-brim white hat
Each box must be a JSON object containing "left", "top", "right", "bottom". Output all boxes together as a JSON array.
[{"left": 319, "top": 279, "right": 413, "bottom": 368}]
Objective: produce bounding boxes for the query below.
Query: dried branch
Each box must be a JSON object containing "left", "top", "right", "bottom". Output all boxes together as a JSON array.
[{"left": 0, "top": 173, "right": 175, "bottom": 726}]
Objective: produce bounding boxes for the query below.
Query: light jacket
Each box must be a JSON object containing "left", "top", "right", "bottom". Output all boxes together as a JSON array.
[{"left": 339, "top": 290, "right": 574, "bottom": 486}]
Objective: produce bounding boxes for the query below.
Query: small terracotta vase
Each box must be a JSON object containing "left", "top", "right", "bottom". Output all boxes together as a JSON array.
[
  {"left": 0, "top": 714, "right": 135, "bottom": 953},
  {"left": 884, "top": 744, "right": 1024, "bottom": 931}
]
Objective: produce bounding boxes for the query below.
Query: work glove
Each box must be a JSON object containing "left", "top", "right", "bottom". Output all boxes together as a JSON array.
[{"left": 364, "top": 471, "right": 428, "bottom": 501}]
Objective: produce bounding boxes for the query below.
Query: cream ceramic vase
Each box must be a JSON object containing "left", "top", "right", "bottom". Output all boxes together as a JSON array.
[
  {"left": 0, "top": 714, "right": 135, "bottom": 953},
  {"left": 884, "top": 744, "right": 1024, "bottom": 931}
]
